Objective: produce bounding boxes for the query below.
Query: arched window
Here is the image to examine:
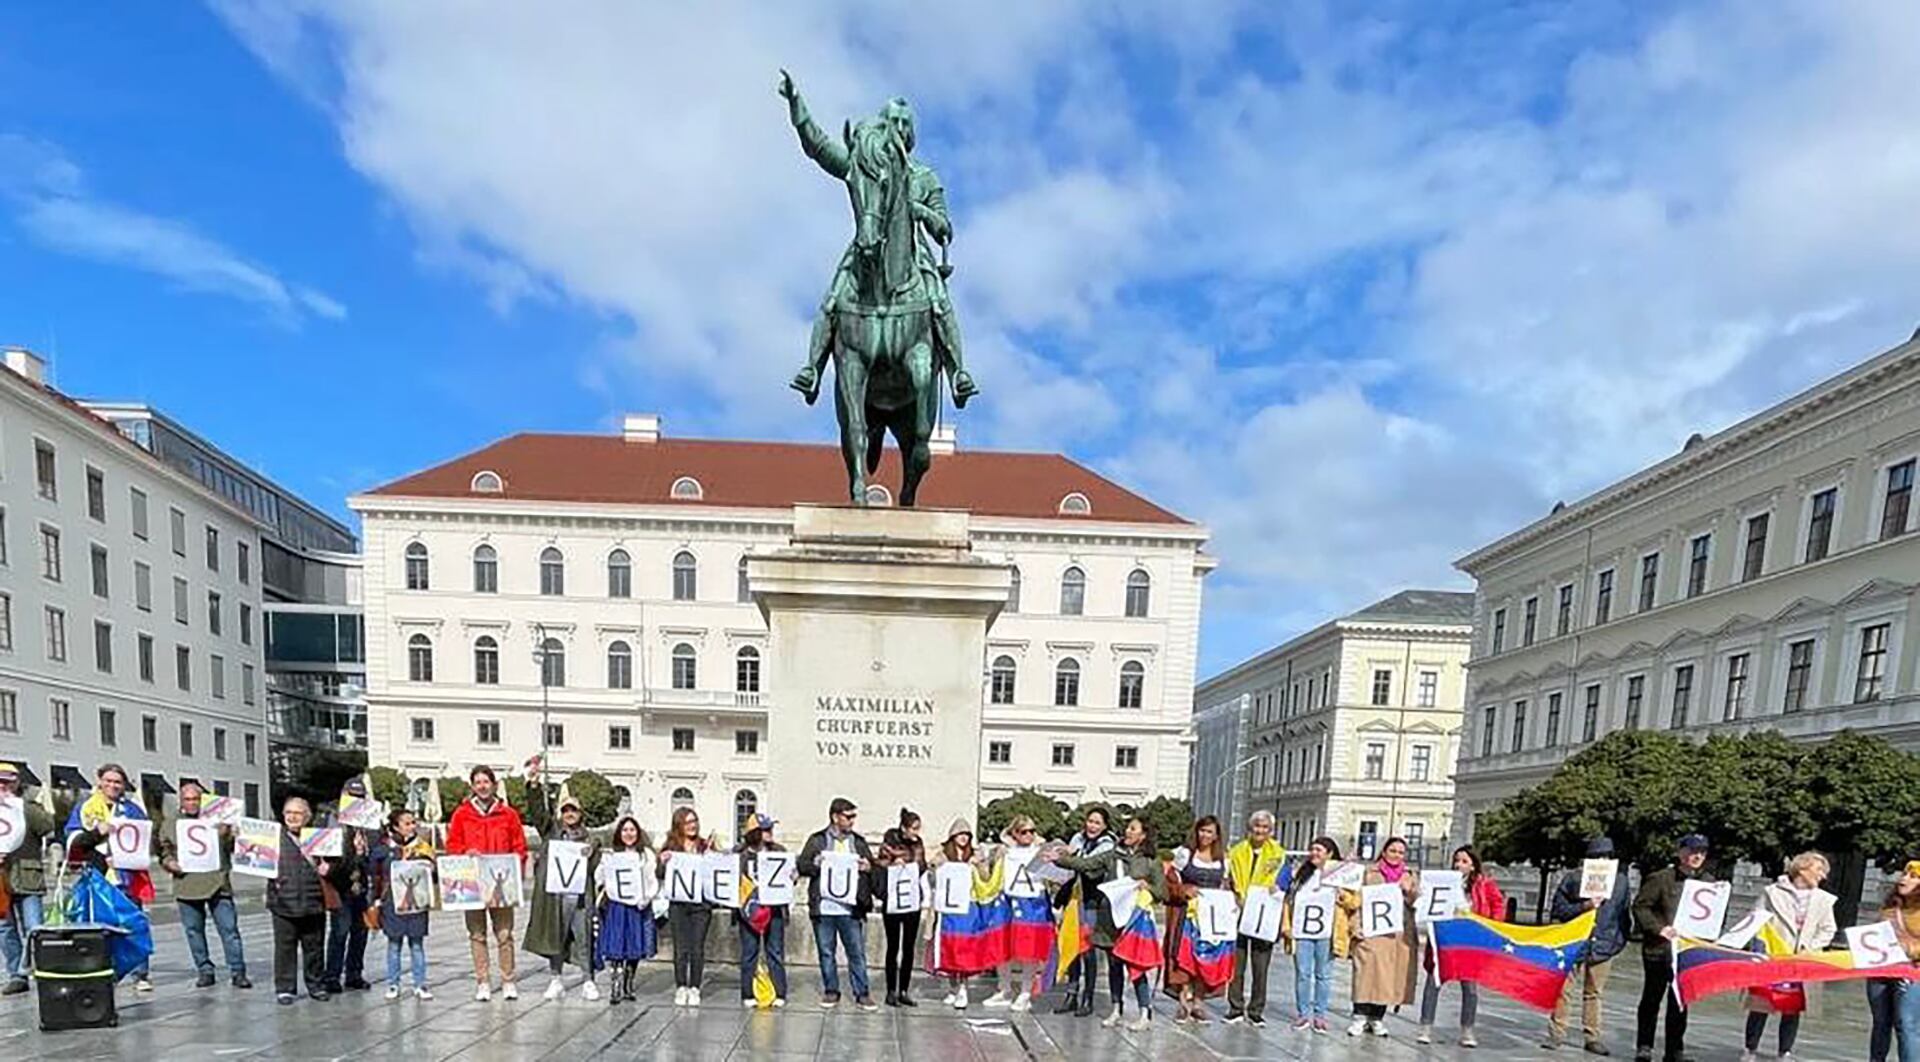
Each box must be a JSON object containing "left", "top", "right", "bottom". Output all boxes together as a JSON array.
[
  {"left": 736, "top": 646, "right": 761, "bottom": 694},
  {"left": 670, "top": 476, "right": 703, "bottom": 500},
  {"left": 1125, "top": 569, "right": 1150, "bottom": 618},
  {"left": 607, "top": 640, "right": 633, "bottom": 689},
  {"left": 473, "top": 635, "right": 499, "bottom": 685},
  {"left": 863, "top": 484, "right": 892, "bottom": 506},
  {"left": 1059, "top": 566, "right": 1086, "bottom": 616},
  {"left": 1119, "top": 661, "right": 1145, "bottom": 709},
  {"left": 539, "top": 637, "right": 565, "bottom": 687},
  {"left": 1058, "top": 492, "right": 1092, "bottom": 516},
  {"left": 407, "top": 633, "right": 433, "bottom": 682},
  {"left": 607, "top": 549, "right": 631, "bottom": 599},
  {"left": 734, "top": 789, "right": 759, "bottom": 837},
  {"left": 1054, "top": 658, "right": 1081, "bottom": 707},
  {"left": 539, "top": 547, "right": 565, "bottom": 596},
  {"left": 404, "top": 542, "right": 429, "bottom": 591},
  {"left": 671, "top": 786, "right": 695, "bottom": 810},
  {"left": 1007, "top": 568, "right": 1021, "bottom": 613},
  {"left": 737, "top": 555, "right": 751, "bottom": 603},
  {"left": 671, "top": 643, "right": 697, "bottom": 690},
  {"left": 672, "top": 550, "right": 697, "bottom": 601},
  {"left": 472, "top": 544, "right": 498, "bottom": 593},
  {"left": 470, "top": 470, "right": 503, "bottom": 494},
  {"left": 990, "top": 655, "right": 1017, "bottom": 705}
]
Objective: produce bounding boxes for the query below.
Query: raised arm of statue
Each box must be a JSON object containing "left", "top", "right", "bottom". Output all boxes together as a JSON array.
[{"left": 777, "top": 69, "right": 849, "bottom": 180}]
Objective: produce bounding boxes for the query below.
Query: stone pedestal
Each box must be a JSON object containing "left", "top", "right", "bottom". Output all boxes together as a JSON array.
[{"left": 748, "top": 505, "right": 1010, "bottom": 843}]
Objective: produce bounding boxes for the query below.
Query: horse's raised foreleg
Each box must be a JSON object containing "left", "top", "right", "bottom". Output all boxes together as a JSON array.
[{"left": 830, "top": 323, "right": 871, "bottom": 504}]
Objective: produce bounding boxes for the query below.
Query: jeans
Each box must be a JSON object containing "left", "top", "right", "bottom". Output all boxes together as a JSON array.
[
  {"left": 882, "top": 912, "right": 921, "bottom": 995},
  {"left": 179, "top": 897, "right": 247, "bottom": 976},
  {"left": 1549, "top": 958, "right": 1614, "bottom": 1044},
  {"left": 1419, "top": 970, "right": 1479, "bottom": 1027},
  {"left": 1868, "top": 978, "right": 1919, "bottom": 1062},
  {"left": 813, "top": 913, "right": 870, "bottom": 998},
  {"left": 1636, "top": 953, "right": 1688, "bottom": 1059},
  {"left": 1227, "top": 934, "right": 1274, "bottom": 1018},
  {"left": 740, "top": 910, "right": 788, "bottom": 1001},
  {"left": 1, "top": 892, "right": 45, "bottom": 979},
  {"left": 387, "top": 937, "right": 428, "bottom": 989},
  {"left": 1292, "top": 937, "right": 1333, "bottom": 1019},
  {"left": 272, "top": 912, "right": 327, "bottom": 996},
  {"left": 668, "top": 902, "right": 710, "bottom": 988},
  {"left": 324, "top": 902, "right": 369, "bottom": 987},
  {"left": 1745, "top": 1009, "right": 1800, "bottom": 1054},
  {"left": 1106, "top": 951, "right": 1151, "bottom": 1010},
  {"left": 1072, "top": 945, "right": 1102, "bottom": 1001}
]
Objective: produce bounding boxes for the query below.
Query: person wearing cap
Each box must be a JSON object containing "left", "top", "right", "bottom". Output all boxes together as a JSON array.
[
  {"left": 63, "top": 762, "right": 155, "bottom": 990},
  {"left": 797, "top": 796, "right": 878, "bottom": 1010},
  {"left": 443, "top": 765, "right": 528, "bottom": 1001},
  {"left": 1632, "top": 833, "right": 1714, "bottom": 1062},
  {"left": 525, "top": 795, "right": 602, "bottom": 1001},
  {"left": 156, "top": 780, "right": 251, "bottom": 990},
  {"left": 928, "top": 817, "right": 1002, "bottom": 1010},
  {"left": 0, "top": 763, "right": 55, "bottom": 995},
  {"left": 1545, "top": 836, "right": 1632, "bottom": 1054},
  {"left": 735, "top": 812, "right": 788, "bottom": 1008}
]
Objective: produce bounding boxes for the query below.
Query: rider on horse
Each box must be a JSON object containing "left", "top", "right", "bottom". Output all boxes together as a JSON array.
[{"left": 779, "top": 72, "right": 978, "bottom": 409}]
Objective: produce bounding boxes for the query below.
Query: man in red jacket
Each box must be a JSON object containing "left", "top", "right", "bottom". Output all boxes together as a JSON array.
[{"left": 444, "top": 765, "right": 527, "bottom": 1001}]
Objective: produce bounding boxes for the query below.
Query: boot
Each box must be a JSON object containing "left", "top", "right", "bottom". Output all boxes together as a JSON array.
[
  {"left": 609, "top": 967, "right": 626, "bottom": 1005},
  {"left": 622, "top": 964, "right": 637, "bottom": 1004},
  {"left": 1053, "top": 989, "right": 1080, "bottom": 1015}
]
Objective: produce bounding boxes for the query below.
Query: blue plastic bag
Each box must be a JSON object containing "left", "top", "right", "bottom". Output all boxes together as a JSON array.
[{"left": 65, "top": 868, "right": 152, "bottom": 980}]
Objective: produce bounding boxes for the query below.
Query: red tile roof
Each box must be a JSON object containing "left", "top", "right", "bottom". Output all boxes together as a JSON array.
[{"left": 364, "top": 433, "right": 1193, "bottom": 526}]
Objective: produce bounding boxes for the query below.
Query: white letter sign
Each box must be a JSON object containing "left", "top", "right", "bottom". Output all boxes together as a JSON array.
[
  {"left": 1580, "top": 858, "right": 1619, "bottom": 901},
  {"left": 665, "top": 851, "right": 704, "bottom": 904},
  {"left": 1002, "top": 846, "right": 1041, "bottom": 898},
  {"left": 176, "top": 819, "right": 223, "bottom": 874},
  {"left": 1290, "top": 887, "right": 1334, "bottom": 941},
  {"left": 1359, "top": 882, "right": 1406, "bottom": 938},
  {"left": 817, "top": 851, "right": 860, "bottom": 907},
  {"left": 0, "top": 797, "right": 25, "bottom": 855},
  {"left": 1673, "top": 880, "right": 1732, "bottom": 940},
  {"left": 1715, "top": 909, "right": 1773, "bottom": 950},
  {"left": 601, "top": 851, "right": 648, "bottom": 906},
  {"left": 755, "top": 851, "right": 795, "bottom": 906},
  {"left": 545, "top": 840, "right": 588, "bottom": 896},
  {"left": 886, "top": 864, "right": 925, "bottom": 914},
  {"left": 1194, "top": 888, "right": 1239, "bottom": 944},
  {"left": 1098, "top": 876, "right": 1141, "bottom": 930},
  {"left": 1238, "top": 885, "right": 1284, "bottom": 942},
  {"left": 1416, "top": 870, "right": 1465, "bottom": 924},
  {"left": 108, "top": 817, "right": 152, "bottom": 871},
  {"left": 1847, "top": 923, "right": 1905, "bottom": 970},
  {"left": 705, "top": 851, "right": 741, "bottom": 908},
  {"left": 933, "top": 862, "right": 973, "bottom": 916},
  {"left": 1320, "top": 860, "right": 1366, "bottom": 891}
]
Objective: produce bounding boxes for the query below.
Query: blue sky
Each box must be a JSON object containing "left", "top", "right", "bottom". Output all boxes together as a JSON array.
[{"left": 4, "top": 2, "right": 1919, "bottom": 675}]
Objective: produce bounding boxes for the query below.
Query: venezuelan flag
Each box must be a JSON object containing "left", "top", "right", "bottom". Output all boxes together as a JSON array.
[
  {"left": 1431, "top": 911, "right": 1595, "bottom": 1011},
  {"left": 739, "top": 877, "right": 774, "bottom": 937},
  {"left": 935, "top": 898, "right": 1011, "bottom": 975},
  {"left": 1176, "top": 915, "right": 1235, "bottom": 990},
  {"left": 1673, "top": 935, "right": 1920, "bottom": 1009},
  {"left": 1111, "top": 887, "right": 1162, "bottom": 981},
  {"left": 1007, "top": 894, "right": 1057, "bottom": 964}
]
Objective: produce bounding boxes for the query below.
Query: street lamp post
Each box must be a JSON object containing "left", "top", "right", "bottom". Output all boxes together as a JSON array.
[{"left": 533, "top": 623, "right": 550, "bottom": 803}]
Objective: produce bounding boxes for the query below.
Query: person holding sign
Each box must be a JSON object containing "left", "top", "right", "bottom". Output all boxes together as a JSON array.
[
  {"left": 157, "top": 781, "right": 251, "bottom": 990},
  {"left": 1042, "top": 806, "right": 1117, "bottom": 1017},
  {"left": 443, "top": 765, "right": 528, "bottom": 1002},
  {"left": 1545, "top": 836, "right": 1632, "bottom": 1054},
  {"left": 369, "top": 807, "right": 435, "bottom": 1000},
  {"left": 874, "top": 808, "right": 927, "bottom": 1007},
  {"left": 1222, "top": 809, "right": 1289, "bottom": 1026},
  {"left": 1343, "top": 835, "right": 1419, "bottom": 1038},
  {"left": 1166, "top": 815, "right": 1233, "bottom": 1023},
  {"left": 927, "top": 819, "right": 1006, "bottom": 1009},
  {"left": 1632, "top": 832, "right": 1714, "bottom": 1062},
  {"left": 526, "top": 796, "right": 602, "bottom": 1001},
  {"left": 1281, "top": 836, "right": 1345, "bottom": 1033},
  {"left": 1866, "top": 864, "right": 1920, "bottom": 1062},
  {"left": 732, "top": 813, "right": 786, "bottom": 1008},
  {"left": 1415, "top": 846, "right": 1503, "bottom": 1048},
  {"left": 797, "top": 797, "right": 879, "bottom": 1011},
  {"left": 658, "top": 805, "right": 714, "bottom": 1006},
  {"left": 986, "top": 816, "right": 1053, "bottom": 1012},
  {"left": 63, "top": 763, "right": 156, "bottom": 990},
  {"left": 1737, "top": 852, "right": 1838, "bottom": 1062},
  {"left": 594, "top": 816, "right": 656, "bottom": 1004},
  {"left": 0, "top": 762, "right": 55, "bottom": 997},
  {"left": 267, "top": 797, "right": 333, "bottom": 1004}
]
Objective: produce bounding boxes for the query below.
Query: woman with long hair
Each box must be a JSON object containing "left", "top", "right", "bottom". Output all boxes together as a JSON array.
[
  {"left": 657, "top": 805, "right": 711, "bottom": 1006},
  {"left": 1865, "top": 861, "right": 1920, "bottom": 1062},
  {"left": 876, "top": 808, "right": 926, "bottom": 1006},
  {"left": 1045, "top": 805, "right": 1116, "bottom": 1016},
  {"left": 985, "top": 814, "right": 1053, "bottom": 1012},
  {"left": 1345, "top": 836, "right": 1418, "bottom": 1038},
  {"left": 597, "top": 816, "right": 658, "bottom": 1005},
  {"left": 1097, "top": 815, "right": 1167, "bottom": 1032},
  {"left": 371, "top": 807, "right": 434, "bottom": 1000},
  {"left": 1166, "top": 815, "right": 1231, "bottom": 1023},
  {"left": 1283, "top": 835, "right": 1345, "bottom": 1032},
  {"left": 1416, "top": 845, "right": 1504, "bottom": 1046}
]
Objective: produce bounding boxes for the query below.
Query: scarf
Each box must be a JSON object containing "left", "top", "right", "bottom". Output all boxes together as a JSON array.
[{"left": 1376, "top": 860, "right": 1407, "bottom": 884}]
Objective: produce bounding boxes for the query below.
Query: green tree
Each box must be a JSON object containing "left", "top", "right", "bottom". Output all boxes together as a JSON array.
[
  {"left": 566, "top": 770, "right": 620, "bottom": 827},
  {"left": 437, "top": 776, "right": 471, "bottom": 813},
  {"left": 368, "top": 766, "right": 410, "bottom": 809},
  {"left": 978, "top": 788, "right": 1069, "bottom": 841},
  {"left": 1135, "top": 795, "right": 1195, "bottom": 851}
]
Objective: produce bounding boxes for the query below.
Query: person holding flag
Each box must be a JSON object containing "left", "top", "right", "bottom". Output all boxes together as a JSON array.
[
  {"left": 986, "top": 815, "right": 1053, "bottom": 1012},
  {"left": 1224, "top": 809, "right": 1289, "bottom": 1026},
  {"left": 928, "top": 819, "right": 1006, "bottom": 1009},
  {"left": 1098, "top": 815, "right": 1167, "bottom": 1032},
  {"left": 1044, "top": 805, "right": 1116, "bottom": 1016},
  {"left": 1166, "top": 815, "right": 1233, "bottom": 1023},
  {"left": 1867, "top": 864, "right": 1920, "bottom": 1062},
  {"left": 1739, "top": 852, "right": 1837, "bottom": 1062},
  {"left": 1632, "top": 833, "right": 1714, "bottom": 1062},
  {"left": 733, "top": 813, "right": 786, "bottom": 1009},
  {"left": 1416, "top": 845, "right": 1504, "bottom": 1047},
  {"left": 0, "top": 762, "right": 55, "bottom": 997},
  {"left": 63, "top": 762, "right": 155, "bottom": 991},
  {"left": 1545, "top": 836, "right": 1632, "bottom": 1055},
  {"left": 597, "top": 815, "right": 657, "bottom": 1005}
]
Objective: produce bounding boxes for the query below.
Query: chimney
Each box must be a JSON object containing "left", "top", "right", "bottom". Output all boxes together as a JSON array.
[
  {"left": 3, "top": 346, "right": 47, "bottom": 385},
  {"left": 928, "top": 423, "right": 957, "bottom": 456},
  {"left": 622, "top": 413, "right": 662, "bottom": 444}
]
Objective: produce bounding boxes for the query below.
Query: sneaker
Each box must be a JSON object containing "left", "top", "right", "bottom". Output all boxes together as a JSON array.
[
  {"left": 1634, "top": 1051, "right": 1653, "bottom": 1062},
  {"left": 1, "top": 978, "right": 28, "bottom": 996},
  {"left": 475, "top": 983, "right": 492, "bottom": 1002},
  {"left": 1778, "top": 1053, "right": 1797, "bottom": 1062},
  {"left": 277, "top": 992, "right": 296, "bottom": 1005},
  {"left": 1053, "top": 993, "right": 1079, "bottom": 1015},
  {"left": 820, "top": 991, "right": 840, "bottom": 1009},
  {"left": 1348, "top": 1018, "right": 1368, "bottom": 1037},
  {"left": 856, "top": 995, "right": 879, "bottom": 1012},
  {"left": 1126, "top": 1012, "right": 1152, "bottom": 1032},
  {"left": 983, "top": 989, "right": 1012, "bottom": 1008},
  {"left": 581, "top": 980, "right": 600, "bottom": 1002},
  {"left": 416, "top": 986, "right": 434, "bottom": 1000},
  {"left": 1544, "top": 1039, "right": 1566, "bottom": 1052},
  {"left": 1011, "top": 992, "right": 1031, "bottom": 1012},
  {"left": 1102, "top": 1006, "right": 1123, "bottom": 1028},
  {"left": 1313, "top": 1018, "right": 1331, "bottom": 1034},
  {"left": 1417, "top": 1026, "right": 1433, "bottom": 1045},
  {"left": 346, "top": 978, "right": 373, "bottom": 991},
  {"left": 544, "top": 977, "right": 566, "bottom": 1001},
  {"left": 689, "top": 988, "right": 702, "bottom": 1007},
  {"left": 772, "top": 998, "right": 786, "bottom": 1008},
  {"left": 1739, "top": 1053, "right": 1757, "bottom": 1062},
  {"left": 952, "top": 986, "right": 969, "bottom": 1010},
  {"left": 1292, "top": 1017, "right": 1313, "bottom": 1031},
  {"left": 196, "top": 971, "right": 217, "bottom": 988},
  {"left": 1247, "top": 1014, "right": 1266, "bottom": 1027},
  {"left": 1371, "top": 1020, "right": 1390, "bottom": 1037},
  {"left": 743, "top": 997, "right": 757, "bottom": 1009},
  {"left": 1224, "top": 1009, "right": 1246, "bottom": 1025},
  {"left": 231, "top": 974, "right": 252, "bottom": 990},
  {"left": 309, "top": 990, "right": 331, "bottom": 1002},
  {"left": 135, "top": 978, "right": 154, "bottom": 993},
  {"left": 942, "top": 991, "right": 957, "bottom": 1006},
  {"left": 1585, "top": 1043, "right": 1612, "bottom": 1057},
  {"left": 501, "top": 982, "right": 519, "bottom": 1001},
  {"left": 1462, "top": 1030, "right": 1479, "bottom": 1048},
  {"left": 385, "top": 984, "right": 401, "bottom": 1001},
  {"left": 897, "top": 993, "right": 917, "bottom": 1007}
]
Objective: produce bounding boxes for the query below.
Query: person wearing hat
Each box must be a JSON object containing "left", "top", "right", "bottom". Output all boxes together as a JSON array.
[
  {"left": 1545, "top": 836, "right": 1633, "bottom": 1054},
  {"left": 797, "top": 796, "right": 878, "bottom": 1010},
  {"left": 63, "top": 762, "right": 155, "bottom": 990},
  {"left": 0, "top": 763, "right": 55, "bottom": 995},
  {"left": 928, "top": 817, "right": 1002, "bottom": 1010},
  {"left": 734, "top": 812, "right": 788, "bottom": 1008},
  {"left": 524, "top": 795, "right": 601, "bottom": 1001},
  {"left": 1632, "top": 833, "right": 1714, "bottom": 1062}
]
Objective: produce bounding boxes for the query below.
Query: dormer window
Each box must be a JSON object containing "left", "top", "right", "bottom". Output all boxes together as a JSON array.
[
  {"left": 470, "top": 470, "right": 503, "bottom": 493},
  {"left": 670, "top": 476, "right": 704, "bottom": 500},
  {"left": 1058, "top": 492, "right": 1091, "bottom": 516}
]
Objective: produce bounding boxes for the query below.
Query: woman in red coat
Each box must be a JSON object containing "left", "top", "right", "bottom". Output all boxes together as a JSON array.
[{"left": 1416, "top": 845, "right": 1504, "bottom": 1048}]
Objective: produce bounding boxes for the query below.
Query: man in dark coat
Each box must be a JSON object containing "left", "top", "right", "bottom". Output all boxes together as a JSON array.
[
  {"left": 796, "top": 797, "right": 877, "bottom": 1010},
  {"left": 1545, "top": 836, "right": 1632, "bottom": 1055},
  {"left": 1632, "top": 834, "right": 1714, "bottom": 1062}
]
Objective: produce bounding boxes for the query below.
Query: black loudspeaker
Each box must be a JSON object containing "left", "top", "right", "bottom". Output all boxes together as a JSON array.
[{"left": 32, "top": 927, "right": 118, "bottom": 1031}]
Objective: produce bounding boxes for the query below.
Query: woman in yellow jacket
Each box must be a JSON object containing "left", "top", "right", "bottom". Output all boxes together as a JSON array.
[{"left": 1280, "top": 836, "right": 1348, "bottom": 1033}]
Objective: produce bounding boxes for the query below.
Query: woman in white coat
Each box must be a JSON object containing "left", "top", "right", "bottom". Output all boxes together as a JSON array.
[{"left": 1741, "top": 851, "right": 1838, "bottom": 1062}]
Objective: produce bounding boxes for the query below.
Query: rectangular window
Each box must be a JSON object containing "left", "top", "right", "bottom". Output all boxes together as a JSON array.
[
  {"left": 141, "top": 715, "right": 157, "bottom": 752},
  {"left": 1583, "top": 684, "right": 1601, "bottom": 742},
  {"left": 0, "top": 508, "right": 7, "bottom": 567},
  {"left": 93, "top": 620, "right": 112, "bottom": 673},
  {"left": 87, "top": 545, "right": 109, "bottom": 598},
  {"left": 1364, "top": 741, "right": 1386, "bottom": 780},
  {"left": 205, "top": 526, "right": 220, "bottom": 571},
  {"left": 213, "top": 727, "right": 228, "bottom": 762},
  {"left": 987, "top": 740, "right": 1011, "bottom": 765},
  {"left": 1545, "top": 691, "right": 1562, "bottom": 745},
  {"left": 1491, "top": 609, "right": 1506, "bottom": 653},
  {"left": 1639, "top": 553, "right": 1660, "bottom": 611},
  {"left": 1357, "top": 821, "right": 1379, "bottom": 861},
  {"left": 1624, "top": 675, "right": 1645, "bottom": 730},
  {"left": 134, "top": 560, "right": 151, "bottom": 611},
  {"left": 175, "top": 645, "right": 191, "bottom": 691},
  {"left": 1743, "top": 514, "right": 1770, "bottom": 581},
  {"left": 1114, "top": 745, "right": 1139, "bottom": 769},
  {"left": 607, "top": 725, "right": 631, "bottom": 750},
  {"left": 173, "top": 576, "right": 188, "bottom": 624},
  {"left": 86, "top": 467, "right": 105, "bottom": 521},
  {"left": 1523, "top": 597, "right": 1538, "bottom": 646},
  {"left": 44, "top": 607, "right": 66, "bottom": 662},
  {"left": 409, "top": 717, "right": 433, "bottom": 742},
  {"left": 1885, "top": 460, "right": 1916, "bottom": 540},
  {"left": 609, "top": 561, "right": 631, "bottom": 599},
  {"left": 1481, "top": 706, "right": 1497, "bottom": 757},
  {"left": 244, "top": 783, "right": 260, "bottom": 819},
  {"left": 129, "top": 487, "right": 149, "bottom": 540},
  {"left": 179, "top": 721, "right": 194, "bottom": 757},
  {"left": 1594, "top": 569, "right": 1614, "bottom": 625},
  {"left": 0, "top": 592, "right": 9, "bottom": 652},
  {"left": 735, "top": 729, "right": 759, "bottom": 754},
  {"left": 1556, "top": 584, "right": 1574, "bottom": 636},
  {"left": 672, "top": 727, "right": 695, "bottom": 752},
  {"left": 1723, "top": 653, "right": 1750, "bottom": 720},
  {"left": 34, "top": 440, "right": 57, "bottom": 500},
  {"left": 1416, "top": 670, "right": 1438, "bottom": 708},
  {"left": 1687, "top": 534, "right": 1711, "bottom": 597},
  {"left": 50, "top": 698, "right": 71, "bottom": 740},
  {"left": 137, "top": 634, "right": 154, "bottom": 682},
  {"left": 1409, "top": 743, "right": 1432, "bottom": 782},
  {"left": 239, "top": 603, "right": 252, "bottom": 646},
  {"left": 1855, "top": 623, "right": 1892, "bottom": 704},
  {"left": 542, "top": 723, "right": 565, "bottom": 747},
  {"left": 1511, "top": 699, "right": 1527, "bottom": 752},
  {"left": 1784, "top": 639, "right": 1815, "bottom": 712},
  {"left": 207, "top": 591, "right": 222, "bottom": 636},
  {"left": 1050, "top": 743, "right": 1076, "bottom": 768},
  {"left": 210, "top": 653, "right": 225, "bottom": 699},
  {"left": 40, "top": 525, "right": 61, "bottom": 581},
  {"left": 0, "top": 691, "right": 14, "bottom": 733},
  {"left": 241, "top": 663, "right": 254, "bottom": 705},
  {"left": 477, "top": 720, "right": 501, "bottom": 745},
  {"left": 237, "top": 541, "right": 250, "bottom": 585},
  {"left": 1806, "top": 489, "right": 1837, "bottom": 563},
  {"left": 98, "top": 706, "right": 117, "bottom": 747},
  {"left": 169, "top": 507, "right": 186, "bottom": 557},
  {"left": 244, "top": 733, "right": 257, "bottom": 766},
  {"left": 1370, "top": 668, "right": 1392, "bottom": 706}
]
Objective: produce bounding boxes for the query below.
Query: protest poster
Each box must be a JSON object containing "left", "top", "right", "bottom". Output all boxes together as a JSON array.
[
  {"left": 886, "top": 863, "right": 925, "bottom": 914},
  {"left": 1673, "top": 880, "right": 1732, "bottom": 940},
  {"left": 817, "top": 851, "right": 861, "bottom": 909},
  {"left": 1580, "top": 858, "right": 1620, "bottom": 901},
  {"left": 231, "top": 817, "right": 280, "bottom": 879},
  {"left": 438, "top": 855, "right": 485, "bottom": 910},
  {"left": 107, "top": 817, "right": 152, "bottom": 871},
  {"left": 545, "top": 840, "right": 589, "bottom": 896},
  {"left": 391, "top": 860, "right": 434, "bottom": 914},
  {"left": 1238, "top": 885, "right": 1285, "bottom": 942},
  {"left": 1358, "top": 882, "right": 1406, "bottom": 938},
  {"left": 1097, "top": 877, "right": 1142, "bottom": 930},
  {"left": 601, "top": 851, "right": 649, "bottom": 906},
  {"left": 1031, "top": 861, "right": 1075, "bottom": 886},
  {"left": 297, "top": 826, "right": 343, "bottom": 859},
  {"left": 1320, "top": 860, "right": 1366, "bottom": 891},
  {"left": 755, "top": 850, "right": 796, "bottom": 906},
  {"left": 933, "top": 862, "right": 973, "bottom": 916},
  {"left": 1715, "top": 909, "right": 1774, "bottom": 950},
  {"left": 705, "top": 851, "right": 741, "bottom": 908},
  {"left": 1847, "top": 922, "right": 1905, "bottom": 969},
  {"left": 1002, "top": 846, "right": 1042, "bottom": 898},
  {"left": 1416, "top": 870, "right": 1465, "bottom": 924},
  {"left": 199, "top": 794, "right": 242, "bottom": 825},
  {"left": 478, "top": 854, "right": 523, "bottom": 908},
  {"left": 337, "top": 796, "right": 387, "bottom": 830},
  {"left": 665, "top": 851, "right": 705, "bottom": 904},
  {"left": 1291, "top": 886, "right": 1335, "bottom": 940},
  {"left": 0, "top": 797, "right": 24, "bottom": 855},
  {"left": 1194, "top": 888, "right": 1240, "bottom": 944},
  {"left": 176, "top": 819, "right": 224, "bottom": 874}
]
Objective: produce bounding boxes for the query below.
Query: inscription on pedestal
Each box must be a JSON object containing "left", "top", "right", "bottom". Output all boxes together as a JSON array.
[{"left": 813, "top": 694, "right": 937, "bottom": 763}]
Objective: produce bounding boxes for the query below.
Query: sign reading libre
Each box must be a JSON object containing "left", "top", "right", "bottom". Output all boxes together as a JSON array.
[{"left": 812, "top": 693, "right": 936, "bottom": 763}]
